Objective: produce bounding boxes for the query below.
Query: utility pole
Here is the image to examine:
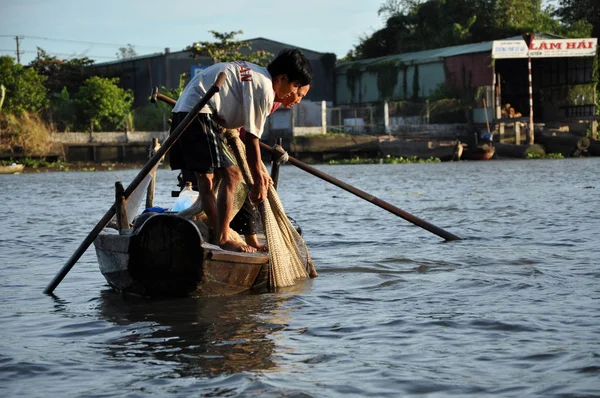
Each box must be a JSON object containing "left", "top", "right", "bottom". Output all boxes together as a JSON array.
[
  {"left": 15, "top": 35, "right": 23, "bottom": 64},
  {"left": 523, "top": 33, "right": 535, "bottom": 145}
]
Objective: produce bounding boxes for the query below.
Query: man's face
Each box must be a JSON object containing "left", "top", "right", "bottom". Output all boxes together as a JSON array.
[
  {"left": 280, "top": 85, "right": 310, "bottom": 108},
  {"left": 273, "top": 74, "right": 302, "bottom": 102}
]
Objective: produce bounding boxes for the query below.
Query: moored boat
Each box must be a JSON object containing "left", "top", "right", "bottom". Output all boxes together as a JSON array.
[
  {"left": 461, "top": 142, "right": 495, "bottom": 160},
  {"left": 0, "top": 163, "right": 25, "bottom": 174}
]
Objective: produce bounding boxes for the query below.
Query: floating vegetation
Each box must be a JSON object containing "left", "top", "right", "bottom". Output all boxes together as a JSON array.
[
  {"left": 526, "top": 152, "right": 565, "bottom": 159},
  {"left": 328, "top": 155, "right": 441, "bottom": 165},
  {"left": 20, "top": 157, "right": 66, "bottom": 168}
]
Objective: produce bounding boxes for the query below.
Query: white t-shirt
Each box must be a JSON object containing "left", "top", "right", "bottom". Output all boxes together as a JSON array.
[{"left": 173, "top": 61, "right": 274, "bottom": 139}]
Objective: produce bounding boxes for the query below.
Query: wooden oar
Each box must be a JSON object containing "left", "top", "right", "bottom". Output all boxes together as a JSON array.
[
  {"left": 260, "top": 142, "right": 461, "bottom": 241},
  {"left": 151, "top": 90, "right": 461, "bottom": 241},
  {"left": 43, "top": 72, "right": 227, "bottom": 295}
]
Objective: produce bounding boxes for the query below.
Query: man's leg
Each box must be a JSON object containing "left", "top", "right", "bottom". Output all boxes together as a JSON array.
[
  {"left": 215, "top": 165, "right": 257, "bottom": 253},
  {"left": 197, "top": 172, "right": 216, "bottom": 228},
  {"left": 177, "top": 173, "right": 214, "bottom": 219},
  {"left": 230, "top": 198, "right": 266, "bottom": 251}
]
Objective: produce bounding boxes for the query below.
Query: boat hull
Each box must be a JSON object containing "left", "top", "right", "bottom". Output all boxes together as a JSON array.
[
  {"left": 94, "top": 214, "right": 270, "bottom": 297},
  {"left": 462, "top": 144, "right": 495, "bottom": 160}
]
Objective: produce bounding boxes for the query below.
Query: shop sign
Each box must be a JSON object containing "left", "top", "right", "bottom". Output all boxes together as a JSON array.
[{"left": 492, "top": 38, "right": 597, "bottom": 58}]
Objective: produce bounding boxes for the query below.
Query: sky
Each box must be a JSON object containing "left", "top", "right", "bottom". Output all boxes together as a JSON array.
[{"left": 0, "top": 0, "right": 384, "bottom": 65}]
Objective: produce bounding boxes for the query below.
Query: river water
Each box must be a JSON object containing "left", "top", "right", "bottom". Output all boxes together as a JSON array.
[{"left": 1, "top": 158, "right": 599, "bottom": 397}]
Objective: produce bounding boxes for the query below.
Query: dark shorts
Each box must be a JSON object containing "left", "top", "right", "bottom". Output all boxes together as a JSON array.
[
  {"left": 169, "top": 112, "right": 235, "bottom": 173},
  {"left": 230, "top": 198, "right": 260, "bottom": 235}
]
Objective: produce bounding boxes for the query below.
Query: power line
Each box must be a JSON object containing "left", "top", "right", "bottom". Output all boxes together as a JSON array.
[
  {"left": 0, "top": 34, "right": 166, "bottom": 50},
  {"left": 1, "top": 34, "right": 174, "bottom": 63},
  {"left": 0, "top": 49, "right": 123, "bottom": 59},
  {"left": 0, "top": 49, "right": 128, "bottom": 60}
]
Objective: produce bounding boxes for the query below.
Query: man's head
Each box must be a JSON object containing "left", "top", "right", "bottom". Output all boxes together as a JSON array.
[
  {"left": 268, "top": 48, "right": 312, "bottom": 102},
  {"left": 279, "top": 84, "right": 310, "bottom": 108}
]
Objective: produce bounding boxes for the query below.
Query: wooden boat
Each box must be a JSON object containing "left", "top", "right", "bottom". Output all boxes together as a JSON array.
[
  {"left": 494, "top": 143, "right": 545, "bottom": 158},
  {"left": 0, "top": 163, "right": 24, "bottom": 174},
  {"left": 461, "top": 142, "right": 495, "bottom": 160},
  {"left": 92, "top": 139, "right": 309, "bottom": 298},
  {"left": 94, "top": 213, "right": 270, "bottom": 297}
]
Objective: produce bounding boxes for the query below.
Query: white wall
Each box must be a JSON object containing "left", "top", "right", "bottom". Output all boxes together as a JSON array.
[{"left": 52, "top": 131, "right": 167, "bottom": 144}]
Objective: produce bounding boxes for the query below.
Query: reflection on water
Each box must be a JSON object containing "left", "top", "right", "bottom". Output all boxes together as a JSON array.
[{"left": 96, "top": 284, "right": 309, "bottom": 378}]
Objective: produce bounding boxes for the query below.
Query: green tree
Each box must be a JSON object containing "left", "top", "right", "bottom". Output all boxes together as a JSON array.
[
  {"left": 74, "top": 76, "right": 133, "bottom": 131},
  {"left": 29, "top": 48, "right": 94, "bottom": 95},
  {"left": 347, "top": 0, "right": 556, "bottom": 60},
  {"left": 28, "top": 49, "right": 95, "bottom": 131},
  {"left": 0, "top": 56, "right": 48, "bottom": 114},
  {"left": 494, "top": 0, "right": 541, "bottom": 33},
  {"left": 378, "top": 0, "right": 411, "bottom": 19},
  {"left": 50, "top": 87, "right": 76, "bottom": 131},
  {"left": 187, "top": 30, "right": 273, "bottom": 65},
  {"left": 555, "top": 0, "right": 600, "bottom": 37}
]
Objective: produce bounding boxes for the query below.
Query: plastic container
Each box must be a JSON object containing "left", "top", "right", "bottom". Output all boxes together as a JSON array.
[{"left": 171, "top": 182, "right": 199, "bottom": 212}]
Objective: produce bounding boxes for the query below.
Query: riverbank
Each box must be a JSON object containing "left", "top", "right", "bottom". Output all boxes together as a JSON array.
[
  {"left": 2, "top": 130, "right": 595, "bottom": 173},
  {"left": 3, "top": 129, "right": 598, "bottom": 167},
  {"left": 0, "top": 160, "right": 155, "bottom": 173}
]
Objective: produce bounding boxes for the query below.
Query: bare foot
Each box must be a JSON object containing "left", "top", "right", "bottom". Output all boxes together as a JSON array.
[
  {"left": 254, "top": 244, "right": 268, "bottom": 252},
  {"left": 220, "top": 240, "right": 257, "bottom": 253},
  {"left": 244, "top": 234, "right": 269, "bottom": 252}
]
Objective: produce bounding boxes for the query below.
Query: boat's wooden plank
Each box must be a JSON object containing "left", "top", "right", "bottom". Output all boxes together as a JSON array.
[
  {"left": 94, "top": 232, "right": 131, "bottom": 253},
  {"left": 202, "top": 258, "right": 266, "bottom": 289},
  {"left": 205, "top": 248, "right": 270, "bottom": 264}
]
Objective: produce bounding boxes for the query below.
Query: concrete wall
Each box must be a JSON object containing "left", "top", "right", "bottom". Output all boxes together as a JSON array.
[
  {"left": 51, "top": 132, "right": 167, "bottom": 162},
  {"left": 265, "top": 100, "right": 327, "bottom": 139},
  {"left": 294, "top": 101, "right": 324, "bottom": 127},
  {"left": 387, "top": 123, "right": 469, "bottom": 139},
  {"left": 52, "top": 131, "right": 167, "bottom": 144},
  {"left": 292, "top": 127, "right": 323, "bottom": 136}
]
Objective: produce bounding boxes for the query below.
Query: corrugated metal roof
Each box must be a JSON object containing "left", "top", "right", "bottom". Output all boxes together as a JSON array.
[
  {"left": 93, "top": 37, "right": 331, "bottom": 67},
  {"left": 93, "top": 52, "right": 165, "bottom": 67},
  {"left": 244, "top": 37, "right": 331, "bottom": 57},
  {"left": 336, "top": 33, "right": 564, "bottom": 71}
]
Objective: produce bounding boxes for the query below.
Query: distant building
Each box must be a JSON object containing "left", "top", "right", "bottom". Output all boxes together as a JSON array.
[
  {"left": 334, "top": 33, "right": 598, "bottom": 124},
  {"left": 90, "top": 38, "right": 336, "bottom": 108}
]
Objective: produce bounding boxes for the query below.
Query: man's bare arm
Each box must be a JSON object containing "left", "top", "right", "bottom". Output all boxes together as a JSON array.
[{"left": 244, "top": 134, "right": 272, "bottom": 204}]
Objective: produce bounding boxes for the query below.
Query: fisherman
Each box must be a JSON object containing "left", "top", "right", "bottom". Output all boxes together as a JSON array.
[
  {"left": 169, "top": 49, "right": 312, "bottom": 252},
  {"left": 230, "top": 84, "right": 311, "bottom": 251}
]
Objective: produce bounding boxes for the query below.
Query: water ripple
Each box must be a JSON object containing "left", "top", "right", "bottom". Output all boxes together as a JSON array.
[{"left": 2, "top": 162, "right": 600, "bottom": 397}]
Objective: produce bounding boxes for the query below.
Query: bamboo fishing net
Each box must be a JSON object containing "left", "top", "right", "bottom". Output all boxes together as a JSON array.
[
  {"left": 178, "top": 129, "right": 316, "bottom": 289},
  {"left": 223, "top": 129, "right": 317, "bottom": 289}
]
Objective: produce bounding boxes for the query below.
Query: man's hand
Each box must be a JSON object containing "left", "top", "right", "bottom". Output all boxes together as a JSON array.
[
  {"left": 244, "top": 133, "right": 272, "bottom": 204},
  {"left": 249, "top": 168, "right": 272, "bottom": 204}
]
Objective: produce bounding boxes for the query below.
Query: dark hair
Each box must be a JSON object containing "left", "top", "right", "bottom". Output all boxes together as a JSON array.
[{"left": 267, "top": 48, "right": 312, "bottom": 86}]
